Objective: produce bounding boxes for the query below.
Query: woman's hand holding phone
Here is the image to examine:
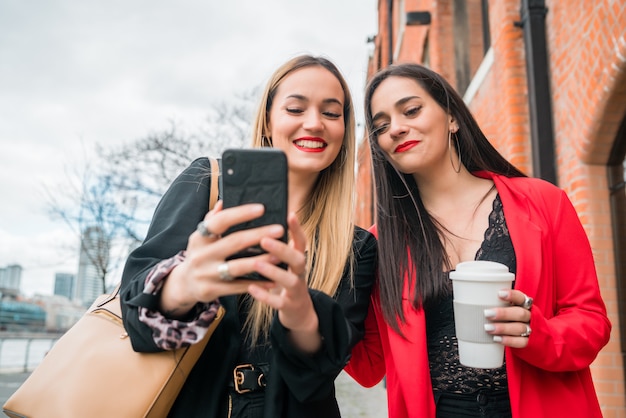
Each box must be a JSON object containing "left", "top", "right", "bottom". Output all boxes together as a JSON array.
[
  {"left": 159, "top": 201, "right": 284, "bottom": 314},
  {"left": 247, "top": 213, "right": 322, "bottom": 354},
  {"left": 220, "top": 148, "right": 289, "bottom": 280},
  {"left": 160, "top": 199, "right": 320, "bottom": 353}
]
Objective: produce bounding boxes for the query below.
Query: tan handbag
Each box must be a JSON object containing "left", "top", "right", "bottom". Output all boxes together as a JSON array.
[{"left": 3, "top": 157, "right": 222, "bottom": 418}]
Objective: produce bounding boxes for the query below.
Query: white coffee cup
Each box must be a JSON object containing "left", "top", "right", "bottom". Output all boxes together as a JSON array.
[{"left": 449, "top": 260, "right": 515, "bottom": 368}]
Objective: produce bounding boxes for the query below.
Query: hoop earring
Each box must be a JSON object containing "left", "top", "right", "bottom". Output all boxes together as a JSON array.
[{"left": 448, "top": 130, "right": 462, "bottom": 173}]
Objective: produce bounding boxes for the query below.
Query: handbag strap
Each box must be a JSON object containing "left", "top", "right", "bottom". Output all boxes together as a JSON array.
[{"left": 208, "top": 157, "right": 219, "bottom": 210}]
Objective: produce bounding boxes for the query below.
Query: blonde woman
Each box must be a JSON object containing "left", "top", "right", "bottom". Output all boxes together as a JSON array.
[{"left": 120, "top": 55, "right": 377, "bottom": 418}]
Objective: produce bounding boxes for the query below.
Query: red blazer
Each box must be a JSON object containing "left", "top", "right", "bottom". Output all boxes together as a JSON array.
[{"left": 345, "top": 172, "right": 611, "bottom": 418}]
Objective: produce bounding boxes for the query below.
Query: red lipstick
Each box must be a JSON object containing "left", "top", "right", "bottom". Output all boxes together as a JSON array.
[{"left": 394, "top": 140, "right": 419, "bottom": 153}]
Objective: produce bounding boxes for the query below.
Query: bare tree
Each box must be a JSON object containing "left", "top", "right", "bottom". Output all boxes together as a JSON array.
[
  {"left": 46, "top": 90, "right": 258, "bottom": 297},
  {"left": 98, "top": 89, "right": 258, "bottom": 234},
  {"left": 46, "top": 161, "right": 140, "bottom": 300}
]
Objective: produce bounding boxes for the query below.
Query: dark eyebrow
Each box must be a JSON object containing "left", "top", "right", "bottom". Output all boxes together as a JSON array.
[
  {"left": 371, "top": 111, "right": 386, "bottom": 124},
  {"left": 371, "top": 95, "right": 421, "bottom": 122},
  {"left": 323, "top": 97, "right": 343, "bottom": 107},
  {"left": 396, "top": 95, "right": 421, "bottom": 106},
  {"left": 286, "top": 94, "right": 343, "bottom": 107}
]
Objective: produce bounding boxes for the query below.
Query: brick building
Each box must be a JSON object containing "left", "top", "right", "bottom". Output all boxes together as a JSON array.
[{"left": 355, "top": 0, "right": 626, "bottom": 415}]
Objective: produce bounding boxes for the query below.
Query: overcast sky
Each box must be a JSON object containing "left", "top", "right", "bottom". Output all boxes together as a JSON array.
[{"left": 0, "top": 0, "right": 378, "bottom": 296}]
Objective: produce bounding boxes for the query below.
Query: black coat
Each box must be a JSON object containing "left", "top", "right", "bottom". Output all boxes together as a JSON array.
[{"left": 120, "top": 157, "right": 377, "bottom": 417}]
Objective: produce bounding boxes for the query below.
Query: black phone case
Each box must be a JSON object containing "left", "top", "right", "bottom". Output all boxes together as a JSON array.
[{"left": 221, "top": 148, "right": 288, "bottom": 280}]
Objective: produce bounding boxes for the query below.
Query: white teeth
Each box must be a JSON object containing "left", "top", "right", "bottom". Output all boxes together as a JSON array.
[{"left": 295, "top": 140, "right": 325, "bottom": 149}]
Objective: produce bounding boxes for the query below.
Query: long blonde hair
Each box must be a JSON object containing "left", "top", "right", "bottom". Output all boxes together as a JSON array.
[{"left": 245, "top": 55, "right": 357, "bottom": 344}]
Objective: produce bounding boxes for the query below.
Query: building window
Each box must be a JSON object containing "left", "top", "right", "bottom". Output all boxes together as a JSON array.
[
  {"left": 453, "top": 0, "right": 490, "bottom": 94},
  {"left": 482, "top": 0, "right": 491, "bottom": 53},
  {"left": 423, "top": 35, "right": 431, "bottom": 68},
  {"left": 607, "top": 113, "right": 626, "bottom": 383}
]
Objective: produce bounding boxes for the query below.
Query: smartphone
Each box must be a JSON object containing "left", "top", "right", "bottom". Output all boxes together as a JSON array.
[{"left": 221, "top": 148, "right": 289, "bottom": 280}]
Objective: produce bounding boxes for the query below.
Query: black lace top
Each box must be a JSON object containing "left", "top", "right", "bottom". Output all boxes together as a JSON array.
[{"left": 425, "top": 194, "right": 516, "bottom": 396}]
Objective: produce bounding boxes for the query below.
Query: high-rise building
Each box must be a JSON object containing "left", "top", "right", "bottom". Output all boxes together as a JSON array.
[
  {"left": 54, "top": 272, "right": 75, "bottom": 300},
  {"left": 0, "top": 264, "right": 22, "bottom": 297},
  {"left": 75, "top": 226, "right": 108, "bottom": 306}
]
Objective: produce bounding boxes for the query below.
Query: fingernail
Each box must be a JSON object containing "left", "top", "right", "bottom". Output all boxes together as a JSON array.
[
  {"left": 498, "top": 290, "right": 509, "bottom": 298},
  {"left": 269, "top": 225, "right": 283, "bottom": 234},
  {"left": 484, "top": 323, "right": 496, "bottom": 331},
  {"left": 484, "top": 309, "right": 496, "bottom": 318},
  {"left": 254, "top": 260, "right": 268, "bottom": 272},
  {"left": 251, "top": 204, "right": 264, "bottom": 213},
  {"left": 493, "top": 336, "right": 503, "bottom": 343}
]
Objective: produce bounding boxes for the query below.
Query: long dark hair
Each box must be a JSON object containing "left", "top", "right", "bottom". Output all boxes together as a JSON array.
[{"left": 366, "top": 63, "right": 526, "bottom": 334}]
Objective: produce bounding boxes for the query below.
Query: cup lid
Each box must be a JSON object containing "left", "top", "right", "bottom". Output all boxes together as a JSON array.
[{"left": 449, "top": 260, "right": 514, "bottom": 281}]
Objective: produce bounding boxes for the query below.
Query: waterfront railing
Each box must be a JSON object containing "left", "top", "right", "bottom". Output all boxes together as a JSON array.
[{"left": 0, "top": 332, "right": 63, "bottom": 373}]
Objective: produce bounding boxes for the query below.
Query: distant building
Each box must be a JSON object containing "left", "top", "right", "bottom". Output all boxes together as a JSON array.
[
  {"left": 0, "top": 299, "right": 45, "bottom": 331},
  {"left": 75, "top": 226, "right": 108, "bottom": 307},
  {"left": 0, "top": 264, "right": 43, "bottom": 331},
  {"left": 54, "top": 272, "right": 75, "bottom": 300},
  {"left": 0, "top": 264, "right": 22, "bottom": 298},
  {"left": 31, "top": 294, "right": 85, "bottom": 332}
]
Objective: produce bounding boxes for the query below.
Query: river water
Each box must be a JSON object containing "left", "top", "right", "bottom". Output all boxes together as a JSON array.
[{"left": 0, "top": 338, "right": 56, "bottom": 373}]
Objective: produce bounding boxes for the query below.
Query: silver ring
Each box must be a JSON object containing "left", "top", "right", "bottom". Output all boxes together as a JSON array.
[
  {"left": 217, "top": 262, "right": 234, "bottom": 281},
  {"left": 521, "top": 294, "right": 533, "bottom": 310},
  {"left": 520, "top": 324, "right": 532, "bottom": 338},
  {"left": 196, "top": 221, "right": 218, "bottom": 239}
]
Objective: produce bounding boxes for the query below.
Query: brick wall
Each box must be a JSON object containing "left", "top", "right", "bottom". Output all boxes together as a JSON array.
[
  {"left": 469, "top": 0, "right": 531, "bottom": 173},
  {"left": 356, "top": 0, "right": 626, "bottom": 415},
  {"left": 355, "top": 140, "right": 373, "bottom": 228},
  {"left": 545, "top": 1, "right": 626, "bottom": 415}
]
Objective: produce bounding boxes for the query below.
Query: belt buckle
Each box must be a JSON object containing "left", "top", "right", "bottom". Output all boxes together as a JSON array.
[{"left": 233, "top": 364, "right": 267, "bottom": 394}]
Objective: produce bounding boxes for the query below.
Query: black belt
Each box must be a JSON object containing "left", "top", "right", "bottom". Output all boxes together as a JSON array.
[
  {"left": 229, "top": 363, "right": 269, "bottom": 394},
  {"left": 437, "top": 389, "right": 510, "bottom": 406}
]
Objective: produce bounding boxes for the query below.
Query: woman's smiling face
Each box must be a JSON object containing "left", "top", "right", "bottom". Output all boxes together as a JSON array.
[
  {"left": 370, "top": 75, "right": 456, "bottom": 176},
  {"left": 267, "top": 65, "right": 346, "bottom": 176}
]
